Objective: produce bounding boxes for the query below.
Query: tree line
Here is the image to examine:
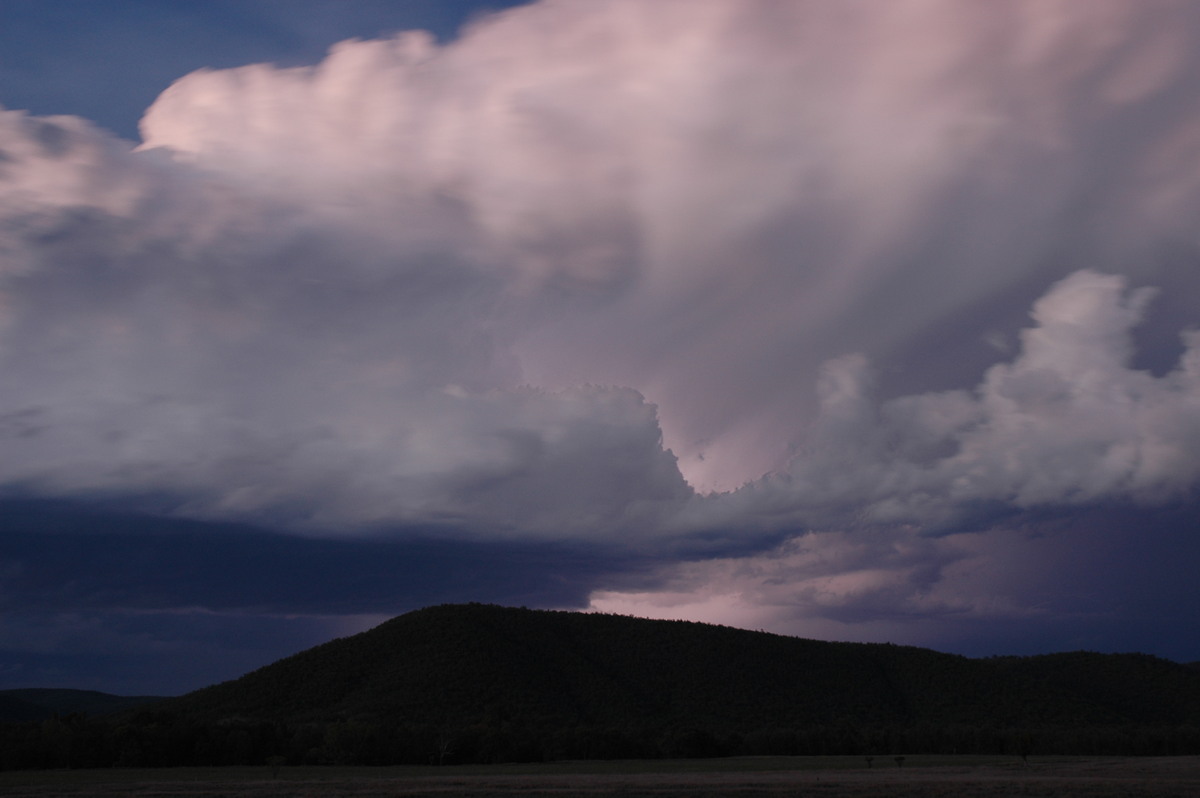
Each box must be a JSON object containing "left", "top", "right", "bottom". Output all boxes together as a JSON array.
[{"left": 5, "top": 710, "right": 1200, "bottom": 770}]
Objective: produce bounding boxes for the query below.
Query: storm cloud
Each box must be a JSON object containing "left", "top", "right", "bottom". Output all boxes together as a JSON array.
[{"left": 3, "top": 0, "right": 1200, "bottom": 691}]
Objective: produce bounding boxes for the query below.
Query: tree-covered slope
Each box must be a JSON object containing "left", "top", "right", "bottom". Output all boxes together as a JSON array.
[
  {"left": 160, "top": 603, "right": 1200, "bottom": 732},
  {"left": 7, "top": 604, "right": 1200, "bottom": 768}
]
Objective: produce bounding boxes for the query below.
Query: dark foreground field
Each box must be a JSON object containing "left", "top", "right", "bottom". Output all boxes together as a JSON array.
[{"left": 3, "top": 756, "right": 1200, "bottom": 797}]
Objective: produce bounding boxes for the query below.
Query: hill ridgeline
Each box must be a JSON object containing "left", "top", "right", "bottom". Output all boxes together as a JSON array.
[{"left": 5, "top": 603, "right": 1200, "bottom": 767}]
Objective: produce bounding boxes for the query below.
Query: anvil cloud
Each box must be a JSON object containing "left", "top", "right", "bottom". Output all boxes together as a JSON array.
[{"left": 3, "top": 0, "right": 1200, "bottom": 693}]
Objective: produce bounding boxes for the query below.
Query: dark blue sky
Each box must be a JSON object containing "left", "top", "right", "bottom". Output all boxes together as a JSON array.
[{"left": 3, "top": 0, "right": 1200, "bottom": 696}]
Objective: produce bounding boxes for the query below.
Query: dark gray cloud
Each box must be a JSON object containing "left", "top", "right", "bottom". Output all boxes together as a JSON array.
[
  {"left": 0, "top": 610, "right": 352, "bottom": 696},
  {"left": 0, "top": 500, "right": 630, "bottom": 614},
  {"left": 0, "top": 499, "right": 639, "bottom": 693}
]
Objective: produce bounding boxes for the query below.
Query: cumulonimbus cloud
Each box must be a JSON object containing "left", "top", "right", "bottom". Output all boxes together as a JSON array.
[
  {"left": 135, "top": 0, "right": 1200, "bottom": 492},
  {"left": 2, "top": 0, "right": 1200, "bottom": 555}
]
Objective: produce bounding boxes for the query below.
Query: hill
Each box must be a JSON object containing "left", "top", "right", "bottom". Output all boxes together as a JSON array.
[
  {"left": 6, "top": 604, "right": 1200, "bottom": 767},
  {"left": 0, "top": 689, "right": 162, "bottom": 722},
  {"left": 167, "top": 604, "right": 1200, "bottom": 731},
  {"left": 153, "top": 604, "right": 1200, "bottom": 760}
]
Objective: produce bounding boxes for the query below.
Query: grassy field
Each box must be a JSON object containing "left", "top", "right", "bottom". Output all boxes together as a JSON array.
[{"left": 3, "top": 755, "right": 1200, "bottom": 797}]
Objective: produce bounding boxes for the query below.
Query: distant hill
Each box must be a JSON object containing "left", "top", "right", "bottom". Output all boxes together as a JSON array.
[
  {"left": 0, "top": 688, "right": 162, "bottom": 722},
  {"left": 7, "top": 604, "right": 1200, "bottom": 767}
]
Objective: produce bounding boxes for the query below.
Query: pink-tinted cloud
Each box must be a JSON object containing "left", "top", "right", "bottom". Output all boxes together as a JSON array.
[
  {"left": 136, "top": 0, "right": 1200, "bottom": 492},
  {"left": 4, "top": 0, "right": 1200, "bottom": 665}
]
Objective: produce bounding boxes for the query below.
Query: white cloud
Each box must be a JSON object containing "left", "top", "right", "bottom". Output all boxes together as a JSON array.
[
  {"left": 0, "top": 105, "right": 689, "bottom": 537},
  {"left": 138, "top": 0, "right": 1200, "bottom": 491},
  {"left": 757, "top": 270, "right": 1200, "bottom": 531},
  {"left": 3, "top": 0, "right": 1200, "bottom": 553}
]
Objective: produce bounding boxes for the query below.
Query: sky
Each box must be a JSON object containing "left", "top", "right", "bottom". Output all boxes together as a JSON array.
[{"left": 2, "top": 0, "right": 1200, "bottom": 696}]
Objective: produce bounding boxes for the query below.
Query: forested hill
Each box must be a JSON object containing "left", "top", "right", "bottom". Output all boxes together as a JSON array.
[
  {"left": 7, "top": 603, "right": 1200, "bottom": 767},
  {"left": 165, "top": 603, "right": 1200, "bottom": 733}
]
